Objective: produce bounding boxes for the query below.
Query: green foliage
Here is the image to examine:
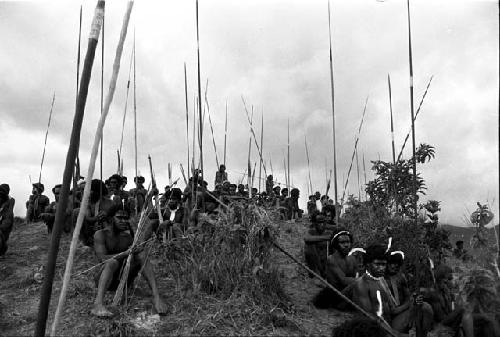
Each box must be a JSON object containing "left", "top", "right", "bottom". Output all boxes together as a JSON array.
[{"left": 365, "top": 143, "right": 435, "bottom": 217}]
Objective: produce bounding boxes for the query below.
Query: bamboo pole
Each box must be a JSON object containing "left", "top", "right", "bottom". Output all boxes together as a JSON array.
[
  {"left": 241, "top": 97, "right": 267, "bottom": 177},
  {"left": 247, "top": 135, "right": 252, "bottom": 199},
  {"left": 35, "top": 3, "right": 105, "bottom": 336},
  {"left": 224, "top": 101, "right": 228, "bottom": 166},
  {"left": 363, "top": 152, "right": 367, "bottom": 201},
  {"left": 196, "top": 0, "right": 204, "bottom": 179},
  {"left": 355, "top": 146, "right": 361, "bottom": 200},
  {"left": 184, "top": 63, "right": 190, "bottom": 177},
  {"left": 327, "top": 0, "right": 339, "bottom": 225},
  {"left": 100, "top": 4, "right": 105, "bottom": 185},
  {"left": 49, "top": 4, "right": 133, "bottom": 335},
  {"left": 38, "top": 92, "right": 56, "bottom": 184}
]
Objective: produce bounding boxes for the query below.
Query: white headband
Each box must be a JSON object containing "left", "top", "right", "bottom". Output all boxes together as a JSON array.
[
  {"left": 348, "top": 248, "right": 366, "bottom": 256},
  {"left": 333, "top": 230, "right": 351, "bottom": 240},
  {"left": 390, "top": 250, "right": 405, "bottom": 260}
]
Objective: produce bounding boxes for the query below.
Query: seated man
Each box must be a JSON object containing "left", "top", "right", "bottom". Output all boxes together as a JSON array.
[
  {"left": 107, "top": 174, "right": 129, "bottom": 206},
  {"left": 26, "top": 182, "right": 50, "bottom": 223},
  {"left": 420, "top": 265, "right": 498, "bottom": 337},
  {"left": 350, "top": 244, "right": 429, "bottom": 334},
  {"left": 304, "top": 214, "right": 329, "bottom": 277},
  {"left": 214, "top": 164, "right": 228, "bottom": 187},
  {"left": 40, "top": 184, "right": 72, "bottom": 234},
  {"left": 452, "top": 240, "right": 470, "bottom": 261},
  {"left": 0, "top": 184, "right": 15, "bottom": 256},
  {"left": 149, "top": 188, "right": 186, "bottom": 239},
  {"left": 313, "top": 229, "right": 358, "bottom": 309},
  {"left": 74, "top": 179, "right": 114, "bottom": 247},
  {"left": 236, "top": 184, "right": 247, "bottom": 198},
  {"left": 91, "top": 206, "right": 167, "bottom": 317}
]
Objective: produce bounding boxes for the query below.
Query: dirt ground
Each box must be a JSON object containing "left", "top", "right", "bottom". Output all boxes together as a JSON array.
[{"left": 0, "top": 218, "right": 349, "bottom": 336}]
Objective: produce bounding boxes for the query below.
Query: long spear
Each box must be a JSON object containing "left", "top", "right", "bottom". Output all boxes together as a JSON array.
[
  {"left": 327, "top": 0, "right": 339, "bottom": 225},
  {"left": 397, "top": 75, "right": 434, "bottom": 162},
  {"left": 100, "top": 4, "right": 105, "bottom": 185},
  {"left": 258, "top": 109, "right": 264, "bottom": 192},
  {"left": 184, "top": 63, "right": 190, "bottom": 176},
  {"left": 195, "top": 0, "right": 204, "bottom": 178},
  {"left": 204, "top": 80, "right": 220, "bottom": 169},
  {"left": 118, "top": 46, "right": 134, "bottom": 158},
  {"left": 247, "top": 135, "right": 252, "bottom": 199},
  {"left": 287, "top": 118, "right": 290, "bottom": 192},
  {"left": 38, "top": 92, "right": 56, "bottom": 184},
  {"left": 241, "top": 97, "right": 267, "bottom": 176},
  {"left": 133, "top": 30, "right": 138, "bottom": 184},
  {"left": 223, "top": 101, "right": 228, "bottom": 166},
  {"left": 50, "top": 3, "right": 133, "bottom": 334},
  {"left": 269, "top": 154, "right": 274, "bottom": 176},
  {"left": 36, "top": 2, "right": 105, "bottom": 336},
  {"left": 355, "top": 146, "right": 361, "bottom": 200},
  {"left": 304, "top": 136, "right": 313, "bottom": 195},
  {"left": 388, "top": 74, "right": 396, "bottom": 164},
  {"left": 363, "top": 151, "right": 367, "bottom": 200},
  {"left": 341, "top": 96, "right": 369, "bottom": 203}
]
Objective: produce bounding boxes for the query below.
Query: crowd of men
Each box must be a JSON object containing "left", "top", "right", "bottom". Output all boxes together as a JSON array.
[{"left": 306, "top": 224, "right": 499, "bottom": 337}]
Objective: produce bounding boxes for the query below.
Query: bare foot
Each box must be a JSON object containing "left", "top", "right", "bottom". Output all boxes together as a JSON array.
[
  {"left": 153, "top": 297, "right": 168, "bottom": 315},
  {"left": 91, "top": 304, "right": 114, "bottom": 318}
]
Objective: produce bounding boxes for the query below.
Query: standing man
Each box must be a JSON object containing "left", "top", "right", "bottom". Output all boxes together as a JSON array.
[
  {"left": 40, "top": 184, "right": 72, "bottom": 234},
  {"left": 215, "top": 164, "right": 228, "bottom": 187},
  {"left": 0, "top": 184, "right": 15, "bottom": 256},
  {"left": 26, "top": 182, "right": 50, "bottom": 223},
  {"left": 129, "top": 176, "right": 147, "bottom": 214}
]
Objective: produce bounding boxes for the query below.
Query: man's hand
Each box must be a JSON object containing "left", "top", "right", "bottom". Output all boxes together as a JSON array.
[
  {"left": 97, "top": 211, "right": 107, "bottom": 222},
  {"left": 412, "top": 293, "right": 424, "bottom": 306}
]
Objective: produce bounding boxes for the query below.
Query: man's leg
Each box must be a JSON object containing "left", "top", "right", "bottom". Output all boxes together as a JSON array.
[
  {"left": 134, "top": 253, "right": 168, "bottom": 315},
  {"left": 91, "top": 260, "right": 120, "bottom": 317}
]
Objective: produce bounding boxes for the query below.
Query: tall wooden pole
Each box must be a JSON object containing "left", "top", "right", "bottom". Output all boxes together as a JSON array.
[
  {"left": 51, "top": 3, "right": 133, "bottom": 334},
  {"left": 363, "top": 152, "right": 367, "bottom": 201},
  {"left": 118, "top": 46, "right": 134, "bottom": 158},
  {"left": 195, "top": 0, "right": 204, "bottom": 179},
  {"left": 73, "top": 5, "right": 83, "bottom": 209},
  {"left": 224, "top": 101, "right": 228, "bottom": 166},
  {"left": 184, "top": 63, "right": 190, "bottom": 176},
  {"left": 388, "top": 74, "right": 396, "bottom": 165},
  {"left": 38, "top": 93, "right": 56, "bottom": 184},
  {"left": 355, "top": 146, "right": 361, "bottom": 201},
  {"left": 327, "top": 0, "right": 339, "bottom": 224},
  {"left": 100, "top": 5, "right": 105, "bottom": 185},
  {"left": 35, "top": 3, "right": 105, "bottom": 336}
]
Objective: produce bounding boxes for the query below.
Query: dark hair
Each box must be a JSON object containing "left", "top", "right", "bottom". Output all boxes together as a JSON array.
[
  {"left": 387, "top": 252, "right": 404, "bottom": 266},
  {"left": 219, "top": 164, "right": 226, "bottom": 170},
  {"left": 364, "top": 244, "right": 388, "bottom": 264},
  {"left": 134, "top": 176, "right": 145, "bottom": 183},
  {"left": 331, "top": 317, "right": 387, "bottom": 337},
  {"left": 435, "top": 265, "right": 453, "bottom": 282},
  {"left": 91, "top": 179, "right": 108, "bottom": 197},
  {"left": 108, "top": 174, "right": 122, "bottom": 185},
  {"left": 107, "top": 203, "right": 130, "bottom": 219},
  {"left": 456, "top": 240, "right": 464, "bottom": 246},
  {"left": 290, "top": 188, "right": 300, "bottom": 198},
  {"left": 52, "top": 184, "right": 62, "bottom": 194},
  {"left": 331, "top": 229, "right": 353, "bottom": 251}
]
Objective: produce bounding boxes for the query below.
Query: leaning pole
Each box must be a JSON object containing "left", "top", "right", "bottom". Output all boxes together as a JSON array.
[{"left": 35, "top": 2, "right": 105, "bottom": 336}]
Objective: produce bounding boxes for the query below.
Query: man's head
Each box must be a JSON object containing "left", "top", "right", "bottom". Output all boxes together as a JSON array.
[
  {"left": 167, "top": 188, "right": 183, "bottom": 210},
  {"left": 108, "top": 174, "right": 122, "bottom": 192},
  {"left": 267, "top": 175, "right": 273, "bottom": 181},
  {"left": 52, "top": 184, "right": 62, "bottom": 202},
  {"left": 435, "top": 265, "right": 453, "bottom": 288},
  {"left": 237, "top": 184, "right": 245, "bottom": 193},
  {"left": 314, "top": 191, "right": 321, "bottom": 200},
  {"left": 331, "top": 229, "right": 353, "bottom": 256},
  {"left": 229, "top": 184, "right": 237, "bottom": 194},
  {"left": 251, "top": 187, "right": 258, "bottom": 195},
  {"left": 134, "top": 176, "right": 145, "bottom": 187},
  {"left": 0, "top": 184, "right": 9, "bottom": 204},
  {"left": 290, "top": 188, "right": 300, "bottom": 199},
  {"left": 456, "top": 240, "right": 464, "bottom": 249},
  {"left": 32, "top": 182, "right": 44, "bottom": 195},
  {"left": 387, "top": 251, "right": 405, "bottom": 276},
  {"left": 364, "top": 244, "right": 388, "bottom": 278},
  {"left": 281, "top": 188, "right": 288, "bottom": 197},
  {"left": 121, "top": 176, "right": 128, "bottom": 189},
  {"left": 90, "top": 179, "right": 108, "bottom": 203},
  {"left": 273, "top": 186, "right": 281, "bottom": 196},
  {"left": 219, "top": 164, "right": 226, "bottom": 173},
  {"left": 108, "top": 205, "right": 130, "bottom": 232}
]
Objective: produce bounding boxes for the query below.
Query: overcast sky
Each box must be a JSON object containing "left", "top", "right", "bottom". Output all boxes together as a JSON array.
[{"left": 0, "top": 0, "right": 498, "bottom": 226}]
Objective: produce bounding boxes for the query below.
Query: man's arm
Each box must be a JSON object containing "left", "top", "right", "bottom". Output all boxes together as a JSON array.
[
  {"left": 352, "top": 281, "right": 375, "bottom": 314},
  {"left": 93, "top": 231, "right": 126, "bottom": 262},
  {"left": 326, "top": 256, "right": 356, "bottom": 289}
]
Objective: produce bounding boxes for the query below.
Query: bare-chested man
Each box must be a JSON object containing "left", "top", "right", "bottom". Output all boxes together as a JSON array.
[
  {"left": 91, "top": 206, "right": 167, "bottom": 317},
  {"left": 74, "top": 179, "right": 114, "bottom": 247},
  {"left": 313, "top": 229, "right": 358, "bottom": 309},
  {"left": 129, "top": 176, "right": 147, "bottom": 213},
  {"left": 0, "top": 184, "right": 15, "bottom": 256},
  {"left": 26, "top": 182, "right": 50, "bottom": 223}
]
